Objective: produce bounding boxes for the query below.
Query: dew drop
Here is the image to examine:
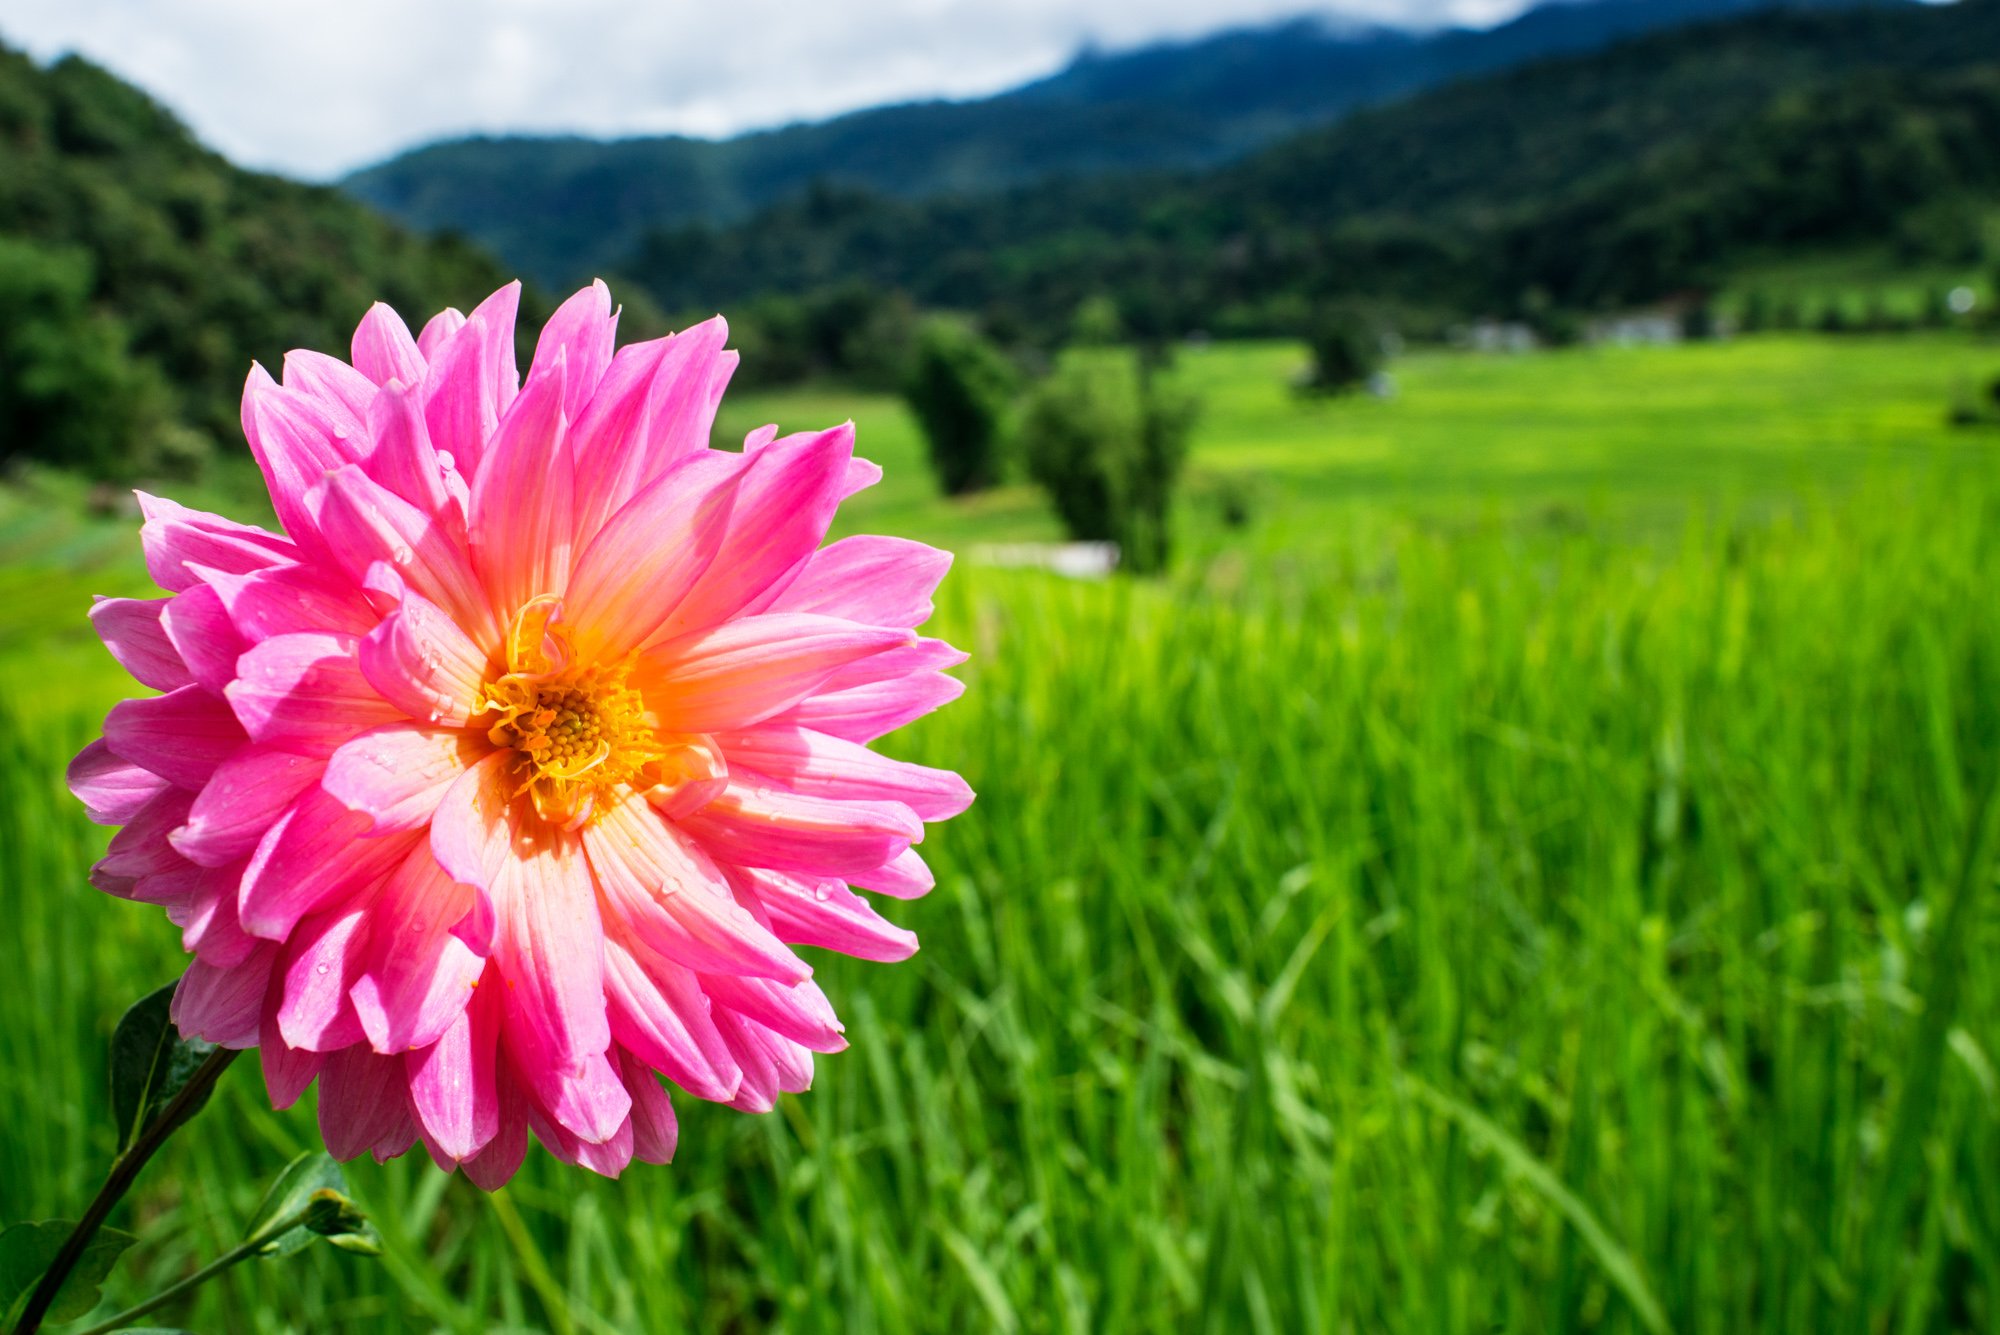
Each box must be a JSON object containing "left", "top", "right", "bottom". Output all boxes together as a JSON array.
[
  {"left": 813, "top": 884, "right": 830, "bottom": 901},
  {"left": 315, "top": 963, "right": 329, "bottom": 976},
  {"left": 391, "top": 546, "right": 414, "bottom": 566}
]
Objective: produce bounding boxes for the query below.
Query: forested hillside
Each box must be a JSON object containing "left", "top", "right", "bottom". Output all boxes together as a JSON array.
[
  {"left": 0, "top": 44, "right": 527, "bottom": 478},
  {"left": 622, "top": 2, "right": 2000, "bottom": 341},
  {"left": 342, "top": 0, "right": 1894, "bottom": 286}
]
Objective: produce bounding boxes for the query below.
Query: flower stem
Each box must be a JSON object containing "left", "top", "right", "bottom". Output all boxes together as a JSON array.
[
  {"left": 69, "top": 1204, "right": 316, "bottom": 1335},
  {"left": 14, "top": 1045, "right": 240, "bottom": 1335}
]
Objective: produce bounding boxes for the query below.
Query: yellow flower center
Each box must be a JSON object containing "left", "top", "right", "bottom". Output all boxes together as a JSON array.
[{"left": 480, "top": 596, "right": 677, "bottom": 828}]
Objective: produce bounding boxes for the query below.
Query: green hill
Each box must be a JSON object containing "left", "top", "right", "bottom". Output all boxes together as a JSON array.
[
  {"left": 0, "top": 44, "right": 528, "bottom": 478},
  {"left": 341, "top": 0, "right": 1896, "bottom": 288},
  {"left": 620, "top": 1, "right": 2000, "bottom": 339}
]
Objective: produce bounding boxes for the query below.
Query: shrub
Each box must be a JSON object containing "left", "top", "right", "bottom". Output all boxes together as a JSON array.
[
  {"left": 1020, "top": 354, "right": 1197, "bottom": 575},
  {"left": 1301, "top": 306, "right": 1382, "bottom": 394},
  {"left": 902, "top": 318, "right": 1017, "bottom": 495}
]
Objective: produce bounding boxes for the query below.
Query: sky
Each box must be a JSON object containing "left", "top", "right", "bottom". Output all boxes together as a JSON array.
[{"left": 0, "top": 0, "right": 1529, "bottom": 181}]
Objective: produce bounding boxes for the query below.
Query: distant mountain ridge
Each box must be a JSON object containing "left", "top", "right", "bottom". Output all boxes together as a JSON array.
[
  {"left": 617, "top": 0, "right": 2000, "bottom": 337},
  {"left": 342, "top": 0, "right": 1903, "bottom": 287}
]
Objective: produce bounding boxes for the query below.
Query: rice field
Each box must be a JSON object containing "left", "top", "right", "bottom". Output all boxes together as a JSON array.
[{"left": 2, "top": 334, "right": 1998, "bottom": 1331}]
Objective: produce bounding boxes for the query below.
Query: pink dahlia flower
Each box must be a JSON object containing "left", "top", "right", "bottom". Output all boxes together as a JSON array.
[{"left": 67, "top": 281, "right": 970, "bottom": 1186}]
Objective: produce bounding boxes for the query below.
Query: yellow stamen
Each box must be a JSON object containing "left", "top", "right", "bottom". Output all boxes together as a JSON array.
[{"left": 479, "top": 599, "right": 709, "bottom": 828}]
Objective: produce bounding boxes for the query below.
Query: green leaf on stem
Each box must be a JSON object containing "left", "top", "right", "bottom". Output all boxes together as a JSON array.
[
  {"left": 0, "top": 1219, "right": 136, "bottom": 1326},
  {"left": 109, "top": 982, "right": 218, "bottom": 1153},
  {"left": 246, "top": 1153, "right": 383, "bottom": 1259}
]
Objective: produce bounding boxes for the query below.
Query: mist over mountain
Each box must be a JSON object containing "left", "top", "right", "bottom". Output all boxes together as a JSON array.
[{"left": 342, "top": 0, "right": 1898, "bottom": 287}]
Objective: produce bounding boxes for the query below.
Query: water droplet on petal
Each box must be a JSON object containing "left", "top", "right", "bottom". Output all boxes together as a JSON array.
[
  {"left": 813, "top": 884, "right": 830, "bottom": 901},
  {"left": 391, "top": 546, "right": 413, "bottom": 566},
  {"left": 315, "top": 963, "right": 329, "bottom": 976}
]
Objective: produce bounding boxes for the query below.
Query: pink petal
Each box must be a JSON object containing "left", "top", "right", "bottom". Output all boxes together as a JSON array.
[
  {"left": 241, "top": 364, "right": 366, "bottom": 545},
  {"left": 90, "top": 597, "right": 193, "bottom": 691},
  {"left": 136, "top": 493, "right": 294, "bottom": 593},
  {"left": 700, "top": 972, "right": 846, "bottom": 1053},
  {"left": 777, "top": 670, "right": 967, "bottom": 744},
  {"left": 849, "top": 847, "right": 936, "bottom": 900},
  {"left": 530, "top": 281, "right": 617, "bottom": 422},
  {"left": 97, "top": 788, "right": 196, "bottom": 880},
  {"left": 765, "top": 534, "right": 952, "bottom": 628},
  {"left": 68, "top": 739, "right": 170, "bottom": 825},
  {"left": 318, "top": 1045, "right": 413, "bottom": 1161},
  {"left": 719, "top": 724, "right": 973, "bottom": 820},
  {"left": 408, "top": 986, "right": 502, "bottom": 1164},
  {"left": 726, "top": 865, "right": 918, "bottom": 962},
  {"left": 349, "top": 843, "right": 483, "bottom": 1053},
  {"left": 276, "top": 902, "right": 370, "bottom": 1051},
  {"left": 639, "top": 614, "right": 913, "bottom": 735},
  {"left": 260, "top": 1002, "right": 326, "bottom": 1110},
  {"left": 417, "top": 306, "right": 466, "bottom": 361},
  {"left": 713, "top": 1009, "right": 813, "bottom": 1113},
  {"left": 171, "top": 944, "right": 276, "bottom": 1049},
  {"left": 677, "top": 777, "right": 920, "bottom": 877},
  {"left": 357, "top": 578, "right": 492, "bottom": 727},
  {"left": 569, "top": 317, "right": 734, "bottom": 545},
  {"left": 603, "top": 936, "right": 742, "bottom": 1103},
  {"left": 519, "top": 1047, "right": 630, "bottom": 1146},
  {"left": 352, "top": 302, "right": 425, "bottom": 387},
  {"left": 618, "top": 1048, "right": 678, "bottom": 1164},
  {"left": 428, "top": 749, "right": 515, "bottom": 892},
  {"left": 459, "top": 1071, "right": 529, "bottom": 1189},
  {"left": 469, "top": 351, "right": 574, "bottom": 616},
  {"left": 842, "top": 456, "right": 883, "bottom": 498},
  {"left": 562, "top": 449, "right": 746, "bottom": 662},
  {"left": 105, "top": 685, "right": 248, "bottom": 790},
  {"left": 239, "top": 789, "right": 418, "bottom": 939},
  {"left": 281, "top": 348, "right": 375, "bottom": 434},
  {"left": 363, "top": 378, "right": 466, "bottom": 530},
  {"left": 324, "top": 723, "right": 483, "bottom": 835},
  {"left": 307, "top": 465, "right": 499, "bottom": 650},
  {"left": 165, "top": 859, "right": 258, "bottom": 966},
  {"left": 668, "top": 423, "right": 853, "bottom": 632},
  {"left": 226, "top": 631, "right": 401, "bottom": 755},
  {"left": 197, "top": 561, "right": 375, "bottom": 640},
  {"left": 161, "top": 582, "right": 248, "bottom": 695},
  {"left": 526, "top": 1094, "right": 634, "bottom": 1177},
  {"left": 814, "top": 635, "right": 968, "bottom": 695},
  {"left": 172, "top": 745, "right": 323, "bottom": 867},
  {"left": 582, "top": 793, "right": 809, "bottom": 983},
  {"left": 423, "top": 282, "right": 520, "bottom": 481},
  {"left": 490, "top": 825, "right": 610, "bottom": 1069}
]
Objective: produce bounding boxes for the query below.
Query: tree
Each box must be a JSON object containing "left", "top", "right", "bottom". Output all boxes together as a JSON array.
[
  {"left": 1301, "top": 305, "right": 1382, "bottom": 394},
  {"left": 902, "top": 319, "right": 1017, "bottom": 495},
  {"left": 1020, "top": 353, "right": 1196, "bottom": 575},
  {"left": 0, "top": 238, "right": 169, "bottom": 479}
]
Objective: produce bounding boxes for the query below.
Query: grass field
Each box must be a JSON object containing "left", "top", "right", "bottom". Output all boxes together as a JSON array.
[{"left": 3, "top": 334, "right": 1999, "bottom": 1331}]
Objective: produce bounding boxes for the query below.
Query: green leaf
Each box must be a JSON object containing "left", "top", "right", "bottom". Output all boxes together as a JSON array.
[
  {"left": 246, "top": 1153, "right": 380, "bottom": 1260},
  {"left": 0, "top": 1219, "right": 137, "bottom": 1326},
  {"left": 109, "top": 981, "right": 218, "bottom": 1152}
]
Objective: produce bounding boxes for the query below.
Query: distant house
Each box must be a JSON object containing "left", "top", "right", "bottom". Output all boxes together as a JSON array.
[
  {"left": 1451, "top": 320, "right": 1540, "bottom": 353},
  {"left": 1587, "top": 291, "right": 1726, "bottom": 346}
]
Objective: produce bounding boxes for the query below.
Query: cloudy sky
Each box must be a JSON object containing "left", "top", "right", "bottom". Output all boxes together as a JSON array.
[{"left": 0, "top": 0, "right": 1528, "bottom": 180}]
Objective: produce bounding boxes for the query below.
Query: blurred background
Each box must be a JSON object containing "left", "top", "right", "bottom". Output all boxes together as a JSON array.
[{"left": 1, "top": 0, "right": 1998, "bottom": 1329}]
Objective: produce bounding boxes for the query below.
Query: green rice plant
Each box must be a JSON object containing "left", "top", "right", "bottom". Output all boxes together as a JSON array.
[{"left": 1, "top": 336, "right": 1996, "bottom": 1331}]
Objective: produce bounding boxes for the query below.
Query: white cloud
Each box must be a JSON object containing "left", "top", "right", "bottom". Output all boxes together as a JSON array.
[{"left": 0, "top": 0, "right": 1526, "bottom": 180}]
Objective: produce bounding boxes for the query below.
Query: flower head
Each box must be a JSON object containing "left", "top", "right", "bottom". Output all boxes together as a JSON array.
[{"left": 68, "top": 282, "right": 970, "bottom": 1185}]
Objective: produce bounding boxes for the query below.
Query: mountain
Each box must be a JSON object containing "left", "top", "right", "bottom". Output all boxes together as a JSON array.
[
  {"left": 341, "top": 0, "right": 1897, "bottom": 288},
  {"left": 0, "top": 42, "right": 527, "bottom": 478},
  {"left": 618, "top": 1, "right": 2000, "bottom": 338}
]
